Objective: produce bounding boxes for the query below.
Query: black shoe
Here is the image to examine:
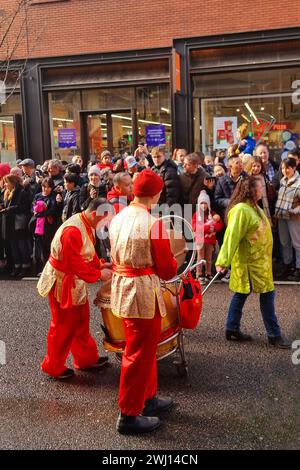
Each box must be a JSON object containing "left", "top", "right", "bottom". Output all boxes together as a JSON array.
[
  {"left": 142, "top": 396, "right": 174, "bottom": 416},
  {"left": 9, "top": 268, "right": 21, "bottom": 278},
  {"left": 268, "top": 336, "right": 291, "bottom": 349},
  {"left": 287, "top": 268, "right": 300, "bottom": 282},
  {"left": 226, "top": 330, "right": 253, "bottom": 342},
  {"left": 116, "top": 414, "right": 160, "bottom": 434},
  {"left": 54, "top": 368, "right": 74, "bottom": 380},
  {"left": 78, "top": 356, "right": 109, "bottom": 371},
  {"left": 276, "top": 264, "right": 294, "bottom": 280}
]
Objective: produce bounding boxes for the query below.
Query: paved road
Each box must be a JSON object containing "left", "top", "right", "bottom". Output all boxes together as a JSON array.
[{"left": 0, "top": 280, "right": 299, "bottom": 450}]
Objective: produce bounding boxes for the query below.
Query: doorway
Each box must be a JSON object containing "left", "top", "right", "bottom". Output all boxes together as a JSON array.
[{"left": 80, "top": 108, "right": 138, "bottom": 164}]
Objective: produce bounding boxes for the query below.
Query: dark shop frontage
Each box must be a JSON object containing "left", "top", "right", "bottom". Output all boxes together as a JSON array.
[{"left": 2, "top": 27, "right": 300, "bottom": 165}]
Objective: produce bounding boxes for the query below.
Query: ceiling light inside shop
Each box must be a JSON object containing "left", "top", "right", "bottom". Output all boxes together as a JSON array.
[
  {"left": 0, "top": 119, "right": 13, "bottom": 123},
  {"left": 244, "top": 102, "right": 259, "bottom": 125},
  {"left": 236, "top": 108, "right": 240, "bottom": 112},
  {"left": 260, "top": 107, "right": 265, "bottom": 111},
  {"left": 241, "top": 114, "right": 250, "bottom": 123},
  {"left": 111, "top": 114, "right": 171, "bottom": 127},
  {"left": 111, "top": 114, "right": 132, "bottom": 121},
  {"left": 53, "top": 117, "right": 74, "bottom": 123},
  {"left": 161, "top": 107, "right": 170, "bottom": 113}
]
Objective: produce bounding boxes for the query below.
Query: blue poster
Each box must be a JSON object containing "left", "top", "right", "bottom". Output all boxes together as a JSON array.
[
  {"left": 146, "top": 125, "right": 166, "bottom": 146},
  {"left": 58, "top": 128, "right": 76, "bottom": 148}
]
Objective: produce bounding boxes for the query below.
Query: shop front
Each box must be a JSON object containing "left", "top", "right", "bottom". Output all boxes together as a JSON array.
[
  {"left": 188, "top": 34, "right": 300, "bottom": 161},
  {"left": 39, "top": 56, "right": 172, "bottom": 164}
]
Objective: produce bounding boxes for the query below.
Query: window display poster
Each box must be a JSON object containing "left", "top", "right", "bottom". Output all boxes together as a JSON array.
[
  {"left": 146, "top": 125, "right": 166, "bottom": 146},
  {"left": 213, "top": 117, "right": 237, "bottom": 149},
  {"left": 58, "top": 128, "right": 76, "bottom": 148}
]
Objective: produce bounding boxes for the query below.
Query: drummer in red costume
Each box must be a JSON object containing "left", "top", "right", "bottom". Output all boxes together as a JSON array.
[
  {"left": 38, "top": 198, "right": 112, "bottom": 379},
  {"left": 109, "top": 169, "right": 178, "bottom": 434}
]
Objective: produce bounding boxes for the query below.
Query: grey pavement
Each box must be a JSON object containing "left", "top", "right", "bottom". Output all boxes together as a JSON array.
[{"left": 0, "top": 280, "right": 299, "bottom": 450}]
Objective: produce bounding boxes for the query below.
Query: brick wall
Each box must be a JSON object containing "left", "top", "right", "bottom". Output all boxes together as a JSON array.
[{"left": 1, "top": 0, "right": 300, "bottom": 60}]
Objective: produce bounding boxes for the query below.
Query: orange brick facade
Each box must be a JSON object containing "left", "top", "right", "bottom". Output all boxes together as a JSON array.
[{"left": 2, "top": 0, "right": 300, "bottom": 60}]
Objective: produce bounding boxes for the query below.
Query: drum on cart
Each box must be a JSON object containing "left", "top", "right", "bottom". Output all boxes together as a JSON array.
[
  {"left": 95, "top": 215, "right": 199, "bottom": 375},
  {"left": 96, "top": 281, "right": 181, "bottom": 360}
]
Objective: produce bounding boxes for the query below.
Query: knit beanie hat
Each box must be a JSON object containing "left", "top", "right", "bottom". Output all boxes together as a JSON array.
[
  {"left": 0, "top": 163, "right": 11, "bottom": 178},
  {"left": 88, "top": 165, "right": 102, "bottom": 178},
  {"left": 133, "top": 169, "right": 164, "bottom": 197},
  {"left": 197, "top": 190, "right": 211, "bottom": 213}
]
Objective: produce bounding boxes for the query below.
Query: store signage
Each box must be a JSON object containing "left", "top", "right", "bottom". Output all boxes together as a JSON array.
[
  {"left": 213, "top": 117, "right": 237, "bottom": 149},
  {"left": 58, "top": 128, "right": 76, "bottom": 148},
  {"left": 146, "top": 125, "right": 166, "bottom": 146},
  {"left": 272, "top": 123, "right": 293, "bottom": 131},
  {"left": 172, "top": 50, "right": 182, "bottom": 94}
]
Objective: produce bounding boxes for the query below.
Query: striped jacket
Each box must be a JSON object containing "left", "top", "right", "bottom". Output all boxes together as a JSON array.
[{"left": 275, "top": 171, "right": 300, "bottom": 219}]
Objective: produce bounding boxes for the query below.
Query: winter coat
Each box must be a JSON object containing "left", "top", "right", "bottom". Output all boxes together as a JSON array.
[
  {"left": 214, "top": 172, "right": 248, "bottom": 217},
  {"left": 30, "top": 192, "right": 61, "bottom": 235},
  {"left": 192, "top": 210, "right": 224, "bottom": 246},
  {"left": 180, "top": 168, "right": 208, "bottom": 212},
  {"left": 216, "top": 202, "right": 274, "bottom": 294},
  {"left": 1, "top": 185, "right": 31, "bottom": 240},
  {"left": 80, "top": 183, "right": 107, "bottom": 210},
  {"left": 152, "top": 160, "right": 181, "bottom": 206},
  {"left": 22, "top": 173, "right": 41, "bottom": 203},
  {"left": 275, "top": 171, "right": 300, "bottom": 220},
  {"left": 61, "top": 187, "right": 81, "bottom": 222}
]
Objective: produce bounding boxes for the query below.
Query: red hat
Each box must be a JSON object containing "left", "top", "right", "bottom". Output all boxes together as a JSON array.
[
  {"left": 0, "top": 163, "right": 11, "bottom": 178},
  {"left": 133, "top": 169, "right": 164, "bottom": 197}
]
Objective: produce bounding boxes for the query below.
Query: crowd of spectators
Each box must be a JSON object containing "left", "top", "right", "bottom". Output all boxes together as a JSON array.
[{"left": 0, "top": 143, "right": 299, "bottom": 282}]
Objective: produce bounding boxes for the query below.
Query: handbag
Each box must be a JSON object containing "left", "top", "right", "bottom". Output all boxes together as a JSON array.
[
  {"left": 266, "top": 181, "right": 277, "bottom": 202},
  {"left": 179, "top": 272, "right": 203, "bottom": 330},
  {"left": 15, "top": 213, "right": 28, "bottom": 231}
]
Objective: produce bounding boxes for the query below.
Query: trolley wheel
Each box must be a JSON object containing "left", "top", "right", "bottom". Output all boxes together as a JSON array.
[{"left": 175, "top": 363, "right": 188, "bottom": 377}]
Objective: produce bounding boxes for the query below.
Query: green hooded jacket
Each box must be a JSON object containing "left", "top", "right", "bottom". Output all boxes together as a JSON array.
[{"left": 216, "top": 202, "right": 274, "bottom": 294}]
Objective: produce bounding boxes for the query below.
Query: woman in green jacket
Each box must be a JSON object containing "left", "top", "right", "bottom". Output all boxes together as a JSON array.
[{"left": 216, "top": 176, "right": 290, "bottom": 348}]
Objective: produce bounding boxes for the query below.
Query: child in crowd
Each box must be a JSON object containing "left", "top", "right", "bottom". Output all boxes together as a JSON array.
[
  {"left": 192, "top": 190, "right": 224, "bottom": 283},
  {"left": 31, "top": 177, "right": 59, "bottom": 274}
]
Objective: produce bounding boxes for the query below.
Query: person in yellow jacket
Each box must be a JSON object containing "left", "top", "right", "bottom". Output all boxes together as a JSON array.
[{"left": 216, "top": 176, "right": 290, "bottom": 348}]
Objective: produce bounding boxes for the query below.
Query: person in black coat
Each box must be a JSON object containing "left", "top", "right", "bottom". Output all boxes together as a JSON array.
[
  {"left": 179, "top": 152, "right": 208, "bottom": 213},
  {"left": 20, "top": 158, "right": 42, "bottom": 203},
  {"left": 47, "top": 160, "right": 65, "bottom": 192},
  {"left": 31, "top": 177, "right": 61, "bottom": 274},
  {"left": 0, "top": 174, "right": 32, "bottom": 277},
  {"left": 151, "top": 145, "right": 180, "bottom": 206},
  {"left": 214, "top": 156, "right": 248, "bottom": 219},
  {"left": 56, "top": 173, "right": 81, "bottom": 222},
  {"left": 65, "top": 163, "right": 88, "bottom": 187}
]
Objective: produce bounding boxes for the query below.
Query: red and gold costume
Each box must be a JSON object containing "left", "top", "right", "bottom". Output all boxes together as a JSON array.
[
  {"left": 38, "top": 212, "right": 105, "bottom": 377},
  {"left": 109, "top": 172, "right": 177, "bottom": 416}
]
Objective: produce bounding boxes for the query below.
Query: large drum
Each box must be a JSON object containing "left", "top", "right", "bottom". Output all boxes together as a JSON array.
[{"left": 95, "top": 281, "right": 181, "bottom": 360}]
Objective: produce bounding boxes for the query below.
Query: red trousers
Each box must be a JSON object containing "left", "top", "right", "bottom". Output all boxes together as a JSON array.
[
  {"left": 119, "top": 306, "right": 161, "bottom": 416},
  {"left": 41, "top": 288, "right": 99, "bottom": 377}
]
